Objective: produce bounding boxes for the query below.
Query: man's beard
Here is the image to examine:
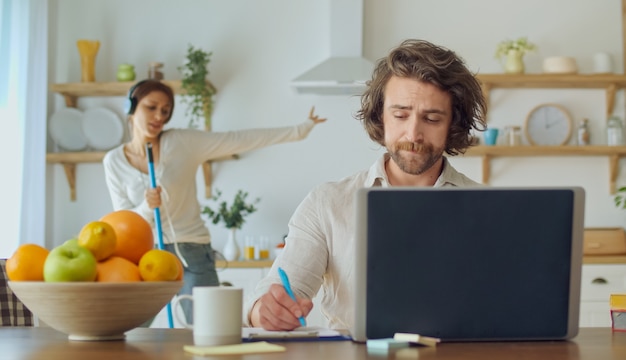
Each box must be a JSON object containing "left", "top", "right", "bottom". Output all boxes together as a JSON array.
[{"left": 389, "top": 141, "right": 445, "bottom": 175}]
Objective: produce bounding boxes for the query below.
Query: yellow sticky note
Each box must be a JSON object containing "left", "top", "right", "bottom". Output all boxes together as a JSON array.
[
  {"left": 183, "top": 341, "right": 286, "bottom": 356},
  {"left": 610, "top": 294, "right": 626, "bottom": 310}
]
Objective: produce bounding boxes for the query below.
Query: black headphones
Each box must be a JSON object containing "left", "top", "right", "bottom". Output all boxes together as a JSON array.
[{"left": 124, "top": 79, "right": 149, "bottom": 115}]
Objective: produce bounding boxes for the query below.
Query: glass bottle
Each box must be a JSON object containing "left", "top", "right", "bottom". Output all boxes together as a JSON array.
[
  {"left": 577, "top": 118, "right": 590, "bottom": 146},
  {"left": 243, "top": 236, "right": 255, "bottom": 260},
  {"left": 607, "top": 116, "right": 624, "bottom": 146},
  {"left": 148, "top": 62, "right": 164, "bottom": 80},
  {"left": 508, "top": 126, "right": 522, "bottom": 146},
  {"left": 501, "top": 126, "right": 512, "bottom": 145}
]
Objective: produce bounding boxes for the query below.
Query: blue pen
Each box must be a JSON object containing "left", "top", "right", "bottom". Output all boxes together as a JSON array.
[{"left": 278, "top": 267, "right": 306, "bottom": 327}]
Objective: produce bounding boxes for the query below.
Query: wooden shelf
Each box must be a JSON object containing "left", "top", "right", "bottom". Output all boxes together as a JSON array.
[
  {"left": 46, "top": 151, "right": 237, "bottom": 201},
  {"left": 461, "top": 145, "right": 626, "bottom": 192},
  {"left": 476, "top": 73, "right": 626, "bottom": 88},
  {"left": 464, "top": 145, "right": 626, "bottom": 157},
  {"left": 476, "top": 73, "right": 626, "bottom": 118},
  {"left": 49, "top": 79, "right": 224, "bottom": 201},
  {"left": 473, "top": 74, "right": 626, "bottom": 191},
  {"left": 49, "top": 80, "right": 216, "bottom": 107},
  {"left": 46, "top": 151, "right": 107, "bottom": 163}
]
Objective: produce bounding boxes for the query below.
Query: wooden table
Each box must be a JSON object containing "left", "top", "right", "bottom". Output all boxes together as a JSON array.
[{"left": 1, "top": 327, "right": 625, "bottom": 359}]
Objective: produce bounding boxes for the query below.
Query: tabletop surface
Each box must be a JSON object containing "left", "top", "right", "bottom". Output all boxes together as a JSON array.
[{"left": 1, "top": 327, "right": 625, "bottom": 360}]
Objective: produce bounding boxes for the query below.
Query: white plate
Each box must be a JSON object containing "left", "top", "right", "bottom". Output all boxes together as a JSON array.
[
  {"left": 49, "top": 108, "right": 88, "bottom": 151},
  {"left": 82, "top": 107, "right": 124, "bottom": 150}
]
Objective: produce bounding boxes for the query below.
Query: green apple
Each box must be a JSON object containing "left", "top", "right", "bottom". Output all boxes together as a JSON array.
[
  {"left": 63, "top": 238, "right": 79, "bottom": 247},
  {"left": 43, "top": 240, "right": 97, "bottom": 282}
]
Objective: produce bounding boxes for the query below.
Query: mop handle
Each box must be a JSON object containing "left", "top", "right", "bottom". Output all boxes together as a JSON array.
[
  {"left": 146, "top": 143, "right": 165, "bottom": 250},
  {"left": 146, "top": 142, "right": 173, "bottom": 329}
]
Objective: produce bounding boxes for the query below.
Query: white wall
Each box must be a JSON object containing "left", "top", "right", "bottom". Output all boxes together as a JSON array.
[{"left": 46, "top": 0, "right": 626, "bottom": 252}]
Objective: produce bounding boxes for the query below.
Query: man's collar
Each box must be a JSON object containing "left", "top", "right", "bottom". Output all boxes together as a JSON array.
[
  {"left": 365, "top": 153, "right": 467, "bottom": 188},
  {"left": 364, "top": 153, "right": 391, "bottom": 187}
]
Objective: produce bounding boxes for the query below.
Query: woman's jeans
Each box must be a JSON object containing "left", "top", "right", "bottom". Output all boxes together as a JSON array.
[{"left": 164, "top": 242, "right": 220, "bottom": 324}]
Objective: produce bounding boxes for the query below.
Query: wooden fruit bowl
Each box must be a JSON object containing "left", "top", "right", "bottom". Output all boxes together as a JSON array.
[{"left": 8, "top": 281, "right": 183, "bottom": 341}]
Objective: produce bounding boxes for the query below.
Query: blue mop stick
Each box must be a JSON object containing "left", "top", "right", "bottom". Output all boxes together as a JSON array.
[{"left": 146, "top": 142, "right": 174, "bottom": 329}]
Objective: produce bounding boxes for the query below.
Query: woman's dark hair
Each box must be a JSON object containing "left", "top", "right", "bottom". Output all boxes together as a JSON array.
[
  {"left": 129, "top": 79, "right": 175, "bottom": 123},
  {"left": 356, "top": 39, "right": 487, "bottom": 155}
]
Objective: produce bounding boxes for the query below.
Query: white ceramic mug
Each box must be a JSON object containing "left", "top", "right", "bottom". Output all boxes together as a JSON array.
[
  {"left": 593, "top": 52, "right": 613, "bottom": 73},
  {"left": 173, "top": 287, "right": 243, "bottom": 346}
]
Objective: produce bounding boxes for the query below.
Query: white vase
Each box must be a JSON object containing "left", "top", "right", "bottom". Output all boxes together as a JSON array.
[
  {"left": 222, "top": 228, "right": 240, "bottom": 261},
  {"left": 504, "top": 49, "right": 525, "bottom": 74}
]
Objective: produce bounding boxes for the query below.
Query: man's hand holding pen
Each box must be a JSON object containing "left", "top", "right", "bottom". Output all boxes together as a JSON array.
[{"left": 250, "top": 283, "right": 313, "bottom": 331}]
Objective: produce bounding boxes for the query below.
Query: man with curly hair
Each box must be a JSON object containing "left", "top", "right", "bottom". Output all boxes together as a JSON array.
[{"left": 246, "top": 39, "right": 488, "bottom": 331}]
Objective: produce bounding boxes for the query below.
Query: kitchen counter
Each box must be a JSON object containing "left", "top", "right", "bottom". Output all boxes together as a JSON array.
[
  {"left": 216, "top": 257, "right": 626, "bottom": 268},
  {"left": 216, "top": 260, "right": 274, "bottom": 269}
]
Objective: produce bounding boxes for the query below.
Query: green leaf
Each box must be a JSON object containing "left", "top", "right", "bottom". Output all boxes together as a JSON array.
[
  {"left": 494, "top": 37, "right": 537, "bottom": 59},
  {"left": 613, "top": 186, "right": 626, "bottom": 210},
  {"left": 201, "top": 189, "right": 261, "bottom": 230},
  {"left": 177, "top": 44, "right": 215, "bottom": 129}
]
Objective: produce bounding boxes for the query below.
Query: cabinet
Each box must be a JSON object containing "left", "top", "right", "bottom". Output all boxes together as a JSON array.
[
  {"left": 579, "top": 264, "right": 626, "bottom": 327},
  {"left": 218, "top": 267, "right": 269, "bottom": 320},
  {"left": 471, "top": 74, "right": 626, "bottom": 193},
  {"left": 48, "top": 80, "right": 234, "bottom": 201}
]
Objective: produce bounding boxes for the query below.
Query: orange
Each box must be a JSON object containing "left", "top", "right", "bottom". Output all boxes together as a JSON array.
[
  {"left": 77, "top": 221, "right": 117, "bottom": 261},
  {"left": 100, "top": 210, "right": 154, "bottom": 264},
  {"left": 6, "top": 244, "right": 50, "bottom": 281},
  {"left": 138, "top": 249, "right": 181, "bottom": 281},
  {"left": 96, "top": 256, "right": 142, "bottom": 282}
]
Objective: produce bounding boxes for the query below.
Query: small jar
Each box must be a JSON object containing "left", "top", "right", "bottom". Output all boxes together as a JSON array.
[
  {"left": 116, "top": 63, "right": 136, "bottom": 82},
  {"left": 508, "top": 126, "right": 522, "bottom": 146},
  {"left": 148, "top": 62, "right": 164, "bottom": 80},
  {"left": 607, "top": 116, "right": 624, "bottom": 146},
  {"left": 577, "top": 118, "right": 590, "bottom": 146}
]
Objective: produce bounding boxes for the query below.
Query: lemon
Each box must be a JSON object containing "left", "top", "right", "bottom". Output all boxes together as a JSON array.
[
  {"left": 77, "top": 221, "right": 117, "bottom": 261},
  {"left": 138, "top": 249, "right": 181, "bottom": 281}
]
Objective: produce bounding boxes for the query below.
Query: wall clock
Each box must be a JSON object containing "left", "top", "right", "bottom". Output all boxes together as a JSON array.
[{"left": 524, "top": 103, "right": 573, "bottom": 146}]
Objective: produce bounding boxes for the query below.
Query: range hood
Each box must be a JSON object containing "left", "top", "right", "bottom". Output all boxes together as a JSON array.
[{"left": 292, "top": 0, "right": 374, "bottom": 95}]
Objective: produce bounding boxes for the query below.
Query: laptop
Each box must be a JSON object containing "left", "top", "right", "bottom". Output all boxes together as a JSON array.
[{"left": 351, "top": 187, "right": 584, "bottom": 342}]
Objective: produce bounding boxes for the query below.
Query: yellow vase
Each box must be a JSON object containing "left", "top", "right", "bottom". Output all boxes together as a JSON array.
[{"left": 76, "top": 40, "right": 100, "bottom": 82}]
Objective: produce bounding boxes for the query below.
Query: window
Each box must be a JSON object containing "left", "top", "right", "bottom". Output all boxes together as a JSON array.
[
  {"left": 0, "top": 0, "right": 18, "bottom": 257},
  {"left": 0, "top": 0, "right": 11, "bottom": 106},
  {"left": 0, "top": 0, "right": 47, "bottom": 257},
  {"left": 0, "top": 106, "right": 21, "bottom": 258}
]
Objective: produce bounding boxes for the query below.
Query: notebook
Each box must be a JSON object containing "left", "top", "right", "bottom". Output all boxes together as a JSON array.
[
  {"left": 242, "top": 327, "right": 351, "bottom": 342},
  {"left": 351, "top": 187, "right": 585, "bottom": 342}
]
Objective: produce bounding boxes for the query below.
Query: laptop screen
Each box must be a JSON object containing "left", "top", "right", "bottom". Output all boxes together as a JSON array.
[{"left": 352, "top": 187, "right": 584, "bottom": 342}]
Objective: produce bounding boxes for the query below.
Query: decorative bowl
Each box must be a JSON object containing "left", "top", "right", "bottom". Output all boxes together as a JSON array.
[
  {"left": 8, "top": 281, "right": 183, "bottom": 341},
  {"left": 542, "top": 56, "right": 578, "bottom": 74}
]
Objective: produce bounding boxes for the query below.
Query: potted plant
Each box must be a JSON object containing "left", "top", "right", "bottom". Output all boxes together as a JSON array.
[
  {"left": 177, "top": 44, "right": 216, "bottom": 130},
  {"left": 614, "top": 187, "right": 626, "bottom": 209},
  {"left": 494, "top": 37, "right": 537, "bottom": 74},
  {"left": 202, "top": 190, "right": 260, "bottom": 261}
]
